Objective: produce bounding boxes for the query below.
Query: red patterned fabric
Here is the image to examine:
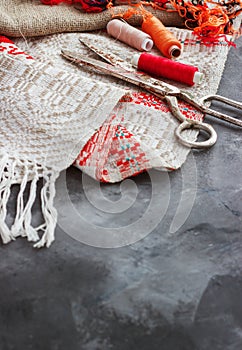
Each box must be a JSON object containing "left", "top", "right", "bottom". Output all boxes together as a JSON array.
[
  {"left": 75, "top": 92, "right": 203, "bottom": 181},
  {"left": 0, "top": 36, "right": 33, "bottom": 60}
]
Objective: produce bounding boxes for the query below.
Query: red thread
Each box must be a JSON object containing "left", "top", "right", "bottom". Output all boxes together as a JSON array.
[
  {"left": 40, "top": 0, "right": 108, "bottom": 12},
  {"left": 0, "top": 36, "right": 14, "bottom": 44},
  {"left": 133, "top": 52, "right": 202, "bottom": 86},
  {"left": 40, "top": 0, "right": 73, "bottom": 4}
]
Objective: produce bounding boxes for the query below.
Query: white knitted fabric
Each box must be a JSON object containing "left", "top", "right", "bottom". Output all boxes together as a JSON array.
[{"left": 0, "top": 28, "right": 232, "bottom": 246}]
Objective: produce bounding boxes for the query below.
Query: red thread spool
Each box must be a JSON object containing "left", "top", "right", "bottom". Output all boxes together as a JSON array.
[
  {"left": 132, "top": 53, "right": 203, "bottom": 86},
  {"left": 141, "top": 14, "right": 182, "bottom": 59}
]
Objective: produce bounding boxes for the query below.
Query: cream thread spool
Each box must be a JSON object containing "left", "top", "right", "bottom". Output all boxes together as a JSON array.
[{"left": 106, "top": 19, "right": 154, "bottom": 52}]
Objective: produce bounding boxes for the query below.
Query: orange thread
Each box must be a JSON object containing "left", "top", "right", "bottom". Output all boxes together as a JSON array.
[
  {"left": 113, "top": 6, "right": 141, "bottom": 20},
  {"left": 169, "top": 0, "right": 242, "bottom": 40},
  {"left": 141, "top": 11, "right": 182, "bottom": 58},
  {"left": 106, "top": 0, "right": 114, "bottom": 9},
  {"left": 113, "top": 6, "right": 182, "bottom": 58},
  {"left": 140, "top": 0, "right": 176, "bottom": 12}
]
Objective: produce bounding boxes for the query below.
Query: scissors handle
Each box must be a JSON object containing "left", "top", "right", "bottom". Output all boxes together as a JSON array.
[
  {"left": 200, "top": 94, "right": 242, "bottom": 127},
  {"left": 165, "top": 96, "right": 218, "bottom": 149},
  {"left": 180, "top": 93, "right": 242, "bottom": 127},
  {"left": 175, "top": 120, "right": 218, "bottom": 148}
]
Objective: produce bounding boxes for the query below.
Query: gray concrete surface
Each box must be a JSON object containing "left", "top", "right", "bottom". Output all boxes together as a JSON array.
[{"left": 0, "top": 37, "right": 241, "bottom": 350}]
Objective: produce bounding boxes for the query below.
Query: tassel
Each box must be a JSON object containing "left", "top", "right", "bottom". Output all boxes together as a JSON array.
[
  {"left": 0, "top": 154, "right": 59, "bottom": 247},
  {"left": 34, "top": 170, "right": 58, "bottom": 248},
  {"left": 11, "top": 163, "right": 40, "bottom": 242},
  {"left": 11, "top": 165, "right": 29, "bottom": 238},
  {"left": 22, "top": 171, "right": 40, "bottom": 242},
  {"left": 0, "top": 155, "right": 16, "bottom": 244}
]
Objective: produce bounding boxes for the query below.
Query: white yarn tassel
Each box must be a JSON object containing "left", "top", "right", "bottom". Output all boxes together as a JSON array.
[
  {"left": 11, "top": 164, "right": 40, "bottom": 242},
  {"left": 22, "top": 172, "right": 40, "bottom": 242},
  {"left": 34, "top": 170, "right": 58, "bottom": 248},
  {"left": 0, "top": 155, "right": 16, "bottom": 244},
  {"left": 11, "top": 166, "right": 29, "bottom": 238},
  {"left": 10, "top": 163, "right": 59, "bottom": 245},
  {"left": 0, "top": 155, "right": 59, "bottom": 247},
  {"left": 0, "top": 181, "right": 13, "bottom": 244}
]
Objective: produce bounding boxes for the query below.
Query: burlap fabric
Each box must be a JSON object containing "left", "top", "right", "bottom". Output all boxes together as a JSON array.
[{"left": 0, "top": 0, "right": 184, "bottom": 37}]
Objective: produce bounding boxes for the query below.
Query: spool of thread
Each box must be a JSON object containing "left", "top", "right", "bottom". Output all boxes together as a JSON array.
[
  {"left": 131, "top": 52, "right": 203, "bottom": 86},
  {"left": 141, "top": 14, "right": 182, "bottom": 59},
  {"left": 106, "top": 19, "right": 154, "bottom": 52}
]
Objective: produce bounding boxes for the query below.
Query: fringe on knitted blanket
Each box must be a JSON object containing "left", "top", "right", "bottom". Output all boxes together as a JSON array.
[{"left": 0, "top": 155, "right": 58, "bottom": 247}]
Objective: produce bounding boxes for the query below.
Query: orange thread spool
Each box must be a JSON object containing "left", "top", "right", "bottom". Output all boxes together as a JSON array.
[{"left": 141, "top": 14, "right": 182, "bottom": 59}]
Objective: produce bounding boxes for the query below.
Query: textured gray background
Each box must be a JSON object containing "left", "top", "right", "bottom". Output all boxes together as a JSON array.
[{"left": 0, "top": 37, "right": 241, "bottom": 350}]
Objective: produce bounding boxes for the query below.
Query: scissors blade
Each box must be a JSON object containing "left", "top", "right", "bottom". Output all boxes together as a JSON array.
[
  {"left": 61, "top": 49, "right": 180, "bottom": 98},
  {"left": 79, "top": 37, "right": 129, "bottom": 69}
]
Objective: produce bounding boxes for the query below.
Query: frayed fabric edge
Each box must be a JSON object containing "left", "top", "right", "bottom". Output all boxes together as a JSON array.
[{"left": 0, "top": 153, "right": 59, "bottom": 248}]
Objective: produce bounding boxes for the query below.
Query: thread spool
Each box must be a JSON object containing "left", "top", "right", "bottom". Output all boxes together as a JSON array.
[
  {"left": 141, "top": 14, "right": 182, "bottom": 59},
  {"left": 106, "top": 19, "right": 154, "bottom": 52},
  {"left": 131, "top": 52, "right": 203, "bottom": 86}
]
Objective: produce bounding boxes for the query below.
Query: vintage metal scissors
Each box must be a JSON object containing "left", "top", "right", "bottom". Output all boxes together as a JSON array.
[{"left": 61, "top": 42, "right": 242, "bottom": 149}]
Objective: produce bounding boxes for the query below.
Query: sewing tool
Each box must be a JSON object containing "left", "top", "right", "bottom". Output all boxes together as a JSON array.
[
  {"left": 131, "top": 52, "right": 203, "bottom": 86},
  {"left": 61, "top": 49, "right": 242, "bottom": 149},
  {"left": 106, "top": 19, "right": 154, "bottom": 52},
  {"left": 141, "top": 13, "right": 182, "bottom": 59}
]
